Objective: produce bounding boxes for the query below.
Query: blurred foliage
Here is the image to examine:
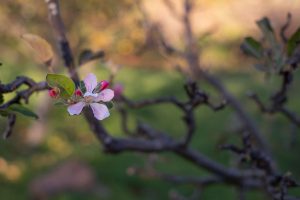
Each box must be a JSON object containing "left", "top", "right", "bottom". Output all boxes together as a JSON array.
[
  {"left": 1, "top": 0, "right": 299, "bottom": 70},
  {"left": 1, "top": 0, "right": 300, "bottom": 199}
]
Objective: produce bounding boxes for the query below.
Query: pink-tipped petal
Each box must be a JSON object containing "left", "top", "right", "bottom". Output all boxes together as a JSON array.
[
  {"left": 90, "top": 103, "right": 110, "bottom": 120},
  {"left": 84, "top": 73, "right": 97, "bottom": 93},
  {"left": 67, "top": 102, "right": 86, "bottom": 115},
  {"left": 94, "top": 89, "right": 114, "bottom": 102}
]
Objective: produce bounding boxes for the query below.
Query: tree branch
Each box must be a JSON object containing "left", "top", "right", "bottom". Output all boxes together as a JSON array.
[
  {"left": 45, "top": 0, "right": 79, "bottom": 82},
  {"left": 2, "top": 114, "right": 16, "bottom": 139},
  {"left": 280, "top": 13, "right": 292, "bottom": 43},
  {"left": 0, "top": 80, "right": 48, "bottom": 109}
]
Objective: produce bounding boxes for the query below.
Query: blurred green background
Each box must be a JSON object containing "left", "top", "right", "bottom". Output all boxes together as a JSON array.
[{"left": 0, "top": 0, "right": 300, "bottom": 199}]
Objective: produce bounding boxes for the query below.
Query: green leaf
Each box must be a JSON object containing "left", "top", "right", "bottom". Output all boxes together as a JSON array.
[
  {"left": 241, "top": 37, "right": 263, "bottom": 58},
  {"left": 0, "top": 93, "right": 3, "bottom": 104},
  {"left": 8, "top": 104, "right": 38, "bottom": 119},
  {"left": 46, "top": 74, "right": 75, "bottom": 98},
  {"left": 105, "top": 101, "right": 114, "bottom": 109},
  {"left": 79, "top": 80, "right": 86, "bottom": 94},
  {"left": 256, "top": 17, "right": 277, "bottom": 48},
  {"left": 287, "top": 28, "right": 300, "bottom": 56},
  {"left": 257, "top": 17, "right": 273, "bottom": 33}
]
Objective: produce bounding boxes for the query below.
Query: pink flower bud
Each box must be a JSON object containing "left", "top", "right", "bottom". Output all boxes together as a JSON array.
[
  {"left": 48, "top": 88, "right": 59, "bottom": 98},
  {"left": 75, "top": 89, "right": 83, "bottom": 97},
  {"left": 100, "top": 80, "right": 109, "bottom": 91},
  {"left": 113, "top": 83, "right": 123, "bottom": 99}
]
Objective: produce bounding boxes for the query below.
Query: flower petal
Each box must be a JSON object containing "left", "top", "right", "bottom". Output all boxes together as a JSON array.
[
  {"left": 90, "top": 103, "right": 110, "bottom": 120},
  {"left": 84, "top": 73, "right": 97, "bottom": 93},
  {"left": 94, "top": 89, "right": 114, "bottom": 102},
  {"left": 67, "top": 102, "right": 86, "bottom": 115}
]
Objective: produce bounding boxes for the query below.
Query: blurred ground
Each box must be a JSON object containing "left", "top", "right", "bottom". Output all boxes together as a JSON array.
[{"left": 0, "top": 0, "right": 300, "bottom": 199}]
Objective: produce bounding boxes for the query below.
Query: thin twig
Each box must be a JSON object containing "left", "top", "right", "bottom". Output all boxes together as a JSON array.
[
  {"left": 280, "top": 13, "right": 292, "bottom": 43},
  {"left": 0, "top": 81, "right": 48, "bottom": 109},
  {"left": 2, "top": 114, "right": 16, "bottom": 139}
]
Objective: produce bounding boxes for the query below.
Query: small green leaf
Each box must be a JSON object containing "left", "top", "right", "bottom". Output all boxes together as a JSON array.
[
  {"left": 46, "top": 74, "right": 75, "bottom": 98},
  {"left": 257, "top": 17, "right": 273, "bottom": 33},
  {"left": 105, "top": 101, "right": 114, "bottom": 109},
  {"left": 79, "top": 81, "right": 86, "bottom": 94},
  {"left": 0, "top": 93, "right": 3, "bottom": 104},
  {"left": 8, "top": 104, "right": 38, "bottom": 119},
  {"left": 287, "top": 28, "right": 300, "bottom": 56},
  {"left": 256, "top": 17, "right": 277, "bottom": 48},
  {"left": 241, "top": 37, "right": 263, "bottom": 58}
]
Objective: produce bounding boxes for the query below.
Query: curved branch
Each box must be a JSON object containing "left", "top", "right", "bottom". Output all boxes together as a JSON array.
[
  {"left": 2, "top": 114, "right": 16, "bottom": 139},
  {"left": 280, "top": 13, "right": 292, "bottom": 43},
  {"left": 0, "top": 76, "right": 41, "bottom": 93},
  {"left": 0, "top": 81, "right": 48, "bottom": 109}
]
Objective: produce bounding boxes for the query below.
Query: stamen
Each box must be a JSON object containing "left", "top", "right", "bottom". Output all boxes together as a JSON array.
[{"left": 84, "top": 96, "right": 94, "bottom": 103}]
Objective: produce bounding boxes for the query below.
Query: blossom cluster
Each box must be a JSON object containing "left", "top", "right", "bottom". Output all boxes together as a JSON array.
[{"left": 48, "top": 73, "right": 114, "bottom": 120}]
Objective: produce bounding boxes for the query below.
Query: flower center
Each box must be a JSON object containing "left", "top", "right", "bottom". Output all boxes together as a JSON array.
[{"left": 84, "top": 96, "right": 94, "bottom": 103}]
